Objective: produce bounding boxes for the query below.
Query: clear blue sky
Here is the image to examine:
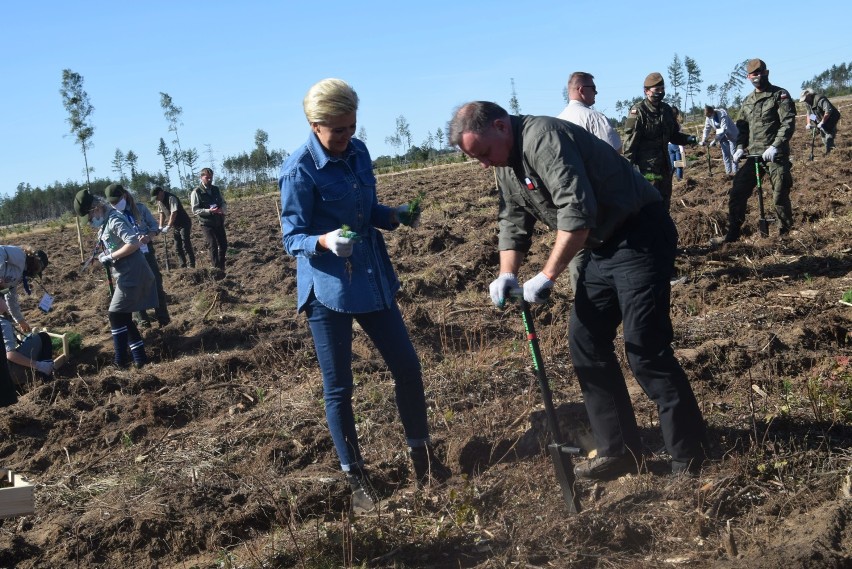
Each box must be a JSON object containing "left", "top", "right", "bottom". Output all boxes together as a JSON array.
[{"left": 2, "top": 1, "right": 850, "bottom": 196}]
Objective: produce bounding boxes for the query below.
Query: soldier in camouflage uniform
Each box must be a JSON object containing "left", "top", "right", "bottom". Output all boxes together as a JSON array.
[
  {"left": 713, "top": 58, "right": 796, "bottom": 245},
  {"left": 623, "top": 72, "right": 697, "bottom": 211},
  {"left": 799, "top": 88, "right": 840, "bottom": 154}
]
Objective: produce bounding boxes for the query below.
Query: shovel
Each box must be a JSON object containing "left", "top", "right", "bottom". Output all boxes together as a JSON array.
[
  {"left": 747, "top": 155, "right": 770, "bottom": 237},
  {"left": 509, "top": 288, "right": 582, "bottom": 514}
]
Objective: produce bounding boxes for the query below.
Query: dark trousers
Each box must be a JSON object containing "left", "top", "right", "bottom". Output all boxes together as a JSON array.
[
  {"left": 304, "top": 294, "right": 429, "bottom": 471},
  {"left": 173, "top": 224, "right": 195, "bottom": 268},
  {"left": 201, "top": 224, "right": 228, "bottom": 270},
  {"left": 649, "top": 173, "right": 674, "bottom": 212},
  {"left": 569, "top": 203, "right": 706, "bottom": 463},
  {"left": 134, "top": 248, "right": 170, "bottom": 325},
  {"left": 728, "top": 156, "right": 793, "bottom": 235}
]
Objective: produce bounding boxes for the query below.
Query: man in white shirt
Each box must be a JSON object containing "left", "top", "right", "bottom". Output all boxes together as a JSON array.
[
  {"left": 557, "top": 72, "right": 622, "bottom": 152},
  {"left": 556, "top": 72, "right": 622, "bottom": 292}
]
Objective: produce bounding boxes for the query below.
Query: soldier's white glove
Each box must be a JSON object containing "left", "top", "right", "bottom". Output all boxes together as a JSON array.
[
  {"left": 762, "top": 145, "right": 778, "bottom": 163},
  {"left": 732, "top": 148, "right": 745, "bottom": 162},
  {"left": 805, "top": 123, "right": 814, "bottom": 130},
  {"left": 98, "top": 252, "right": 114, "bottom": 264},
  {"left": 160, "top": 225, "right": 171, "bottom": 234},
  {"left": 817, "top": 122, "right": 825, "bottom": 131},
  {"left": 523, "top": 272, "right": 555, "bottom": 304},
  {"left": 322, "top": 228, "right": 356, "bottom": 258},
  {"left": 489, "top": 273, "right": 518, "bottom": 308},
  {"left": 35, "top": 360, "right": 54, "bottom": 376}
]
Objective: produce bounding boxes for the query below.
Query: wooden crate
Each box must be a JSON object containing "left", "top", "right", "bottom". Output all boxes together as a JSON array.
[
  {"left": 43, "top": 330, "right": 70, "bottom": 369},
  {"left": 0, "top": 469, "right": 34, "bottom": 518}
]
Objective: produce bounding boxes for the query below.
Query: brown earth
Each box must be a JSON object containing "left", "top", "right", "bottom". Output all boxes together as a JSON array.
[{"left": 0, "top": 111, "right": 850, "bottom": 568}]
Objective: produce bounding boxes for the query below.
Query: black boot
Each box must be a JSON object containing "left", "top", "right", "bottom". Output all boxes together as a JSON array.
[
  {"left": 410, "top": 445, "right": 452, "bottom": 488},
  {"left": 345, "top": 467, "right": 378, "bottom": 514}
]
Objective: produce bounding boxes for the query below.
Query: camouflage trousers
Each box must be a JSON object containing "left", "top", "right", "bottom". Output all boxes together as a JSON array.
[{"left": 728, "top": 157, "right": 793, "bottom": 234}]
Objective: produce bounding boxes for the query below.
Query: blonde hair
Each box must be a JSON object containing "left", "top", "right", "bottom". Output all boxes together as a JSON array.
[{"left": 303, "top": 78, "right": 359, "bottom": 124}]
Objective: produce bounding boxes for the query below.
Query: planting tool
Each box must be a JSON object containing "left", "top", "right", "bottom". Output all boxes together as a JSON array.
[
  {"left": 509, "top": 288, "right": 582, "bottom": 514},
  {"left": 162, "top": 232, "right": 171, "bottom": 273},
  {"left": 747, "top": 155, "right": 770, "bottom": 237},
  {"left": 808, "top": 126, "right": 817, "bottom": 161}
]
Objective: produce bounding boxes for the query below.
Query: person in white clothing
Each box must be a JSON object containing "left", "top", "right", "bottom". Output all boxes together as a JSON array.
[
  {"left": 557, "top": 72, "right": 622, "bottom": 152},
  {"left": 556, "top": 71, "right": 622, "bottom": 293},
  {"left": 699, "top": 105, "right": 740, "bottom": 176}
]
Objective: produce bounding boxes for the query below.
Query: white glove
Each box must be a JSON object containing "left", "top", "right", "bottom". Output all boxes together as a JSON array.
[
  {"left": 160, "top": 225, "right": 171, "bottom": 234},
  {"left": 709, "top": 139, "right": 718, "bottom": 147},
  {"left": 35, "top": 360, "right": 54, "bottom": 376},
  {"left": 322, "top": 228, "right": 356, "bottom": 258},
  {"left": 98, "top": 252, "right": 114, "bottom": 264},
  {"left": 523, "top": 272, "right": 555, "bottom": 304},
  {"left": 488, "top": 273, "right": 519, "bottom": 308},
  {"left": 698, "top": 139, "right": 706, "bottom": 147},
  {"left": 805, "top": 123, "right": 813, "bottom": 130},
  {"left": 817, "top": 122, "right": 825, "bottom": 131},
  {"left": 395, "top": 204, "right": 421, "bottom": 228},
  {"left": 762, "top": 145, "right": 778, "bottom": 163},
  {"left": 732, "top": 148, "right": 745, "bottom": 162}
]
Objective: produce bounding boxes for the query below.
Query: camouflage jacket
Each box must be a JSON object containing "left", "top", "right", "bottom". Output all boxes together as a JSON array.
[
  {"left": 622, "top": 99, "right": 692, "bottom": 175},
  {"left": 735, "top": 84, "right": 796, "bottom": 157}
]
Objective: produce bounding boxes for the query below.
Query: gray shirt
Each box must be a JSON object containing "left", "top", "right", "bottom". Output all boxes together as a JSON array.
[{"left": 495, "top": 115, "right": 661, "bottom": 252}]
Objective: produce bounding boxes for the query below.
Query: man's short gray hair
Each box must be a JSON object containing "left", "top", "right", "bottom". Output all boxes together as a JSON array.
[
  {"left": 447, "top": 101, "right": 509, "bottom": 146},
  {"left": 303, "top": 78, "right": 359, "bottom": 124}
]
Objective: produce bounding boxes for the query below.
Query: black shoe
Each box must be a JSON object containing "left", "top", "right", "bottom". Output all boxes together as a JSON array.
[
  {"left": 671, "top": 457, "right": 703, "bottom": 477},
  {"left": 710, "top": 230, "right": 739, "bottom": 247},
  {"left": 410, "top": 445, "right": 452, "bottom": 488},
  {"left": 779, "top": 226, "right": 791, "bottom": 236},
  {"left": 574, "top": 454, "right": 638, "bottom": 480},
  {"left": 158, "top": 317, "right": 171, "bottom": 327},
  {"left": 346, "top": 468, "right": 378, "bottom": 514}
]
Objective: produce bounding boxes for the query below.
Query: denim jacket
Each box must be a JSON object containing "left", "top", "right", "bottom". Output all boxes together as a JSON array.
[{"left": 279, "top": 134, "right": 399, "bottom": 313}]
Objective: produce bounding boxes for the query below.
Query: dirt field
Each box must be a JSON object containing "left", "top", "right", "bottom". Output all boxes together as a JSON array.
[{"left": 0, "top": 112, "right": 850, "bottom": 568}]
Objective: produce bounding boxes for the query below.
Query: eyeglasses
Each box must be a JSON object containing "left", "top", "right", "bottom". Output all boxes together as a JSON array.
[{"left": 580, "top": 84, "right": 597, "bottom": 94}]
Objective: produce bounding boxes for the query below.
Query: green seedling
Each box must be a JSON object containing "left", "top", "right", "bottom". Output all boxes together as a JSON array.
[
  {"left": 339, "top": 224, "right": 360, "bottom": 240},
  {"left": 408, "top": 190, "right": 426, "bottom": 214}
]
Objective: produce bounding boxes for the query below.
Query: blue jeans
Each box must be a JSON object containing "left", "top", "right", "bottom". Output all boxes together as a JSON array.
[
  {"left": 305, "top": 293, "right": 430, "bottom": 471},
  {"left": 667, "top": 144, "right": 683, "bottom": 181}
]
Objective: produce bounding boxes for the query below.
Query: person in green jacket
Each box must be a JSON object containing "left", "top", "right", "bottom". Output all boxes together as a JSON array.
[
  {"left": 713, "top": 58, "right": 796, "bottom": 245},
  {"left": 622, "top": 72, "right": 697, "bottom": 212},
  {"left": 799, "top": 88, "right": 840, "bottom": 155}
]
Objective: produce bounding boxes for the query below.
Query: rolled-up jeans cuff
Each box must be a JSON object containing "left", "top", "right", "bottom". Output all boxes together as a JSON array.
[{"left": 340, "top": 459, "right": 364, "bottom": 473}]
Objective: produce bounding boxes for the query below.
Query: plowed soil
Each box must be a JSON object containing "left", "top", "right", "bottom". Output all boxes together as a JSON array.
[{"left": 1, "top": 107, "right": 850, "bottom": 568}]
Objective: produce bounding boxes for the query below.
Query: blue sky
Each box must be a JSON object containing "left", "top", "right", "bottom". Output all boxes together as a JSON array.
[{"left": 2, "top": 1, "right": 850, "bottom": 196}]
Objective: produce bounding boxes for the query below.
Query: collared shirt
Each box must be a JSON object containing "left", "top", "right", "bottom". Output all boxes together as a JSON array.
[
  {"left": 556, "top": 100, "right": 622, "bottom": 152},
  {"left": 495, "top": 115, "right": 661, "bottom": 252},
  {"left": 279, "top": 133, "right": 399, "bottom": 313}
]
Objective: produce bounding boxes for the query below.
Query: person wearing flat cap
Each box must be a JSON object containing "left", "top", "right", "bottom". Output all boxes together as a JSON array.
[
  {"left": 799, "top": 88, "right": 840, "bottom": 155},
  {"left": 106, "top": 185, "right": 171, "bottom": 328},
  {"left": 73, "top": 187, "right": 157, "bottom": 369},
  {"left": 623, "top": 72, "right": 697, "bottom": 212},
  {"left": 712, "top": 58, "right": 796, "bottom": 245}
]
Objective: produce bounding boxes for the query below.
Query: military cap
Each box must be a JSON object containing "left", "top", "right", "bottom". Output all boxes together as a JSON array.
[
  {"left": 104, "top": 183, "right": 126, "bottom": 204},
  {"left": 799, "top": 88, "right": 814, "bottom": 102},
  {"left": 150, "top": 186, "right": 163, "bottom": 198},
  {"left": 73, "top": 189, "right": 95, "bottom": 217},
  {"left": 644, "top": 72, "right": 664, "bottom": 88},
  {"left": 746, "top": 59, "right": 766, "bottom": 74}
]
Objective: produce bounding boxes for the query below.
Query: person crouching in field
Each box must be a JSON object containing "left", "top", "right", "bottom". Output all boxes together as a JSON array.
[
  {"left": 74, "top": 188, "right": 157, "bottom": 369},
  {"left": 279, "top": 78, "right": 450, "bottom": 514}
]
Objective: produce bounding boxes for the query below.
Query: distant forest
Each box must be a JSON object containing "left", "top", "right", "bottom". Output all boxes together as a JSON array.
[{"left": 2, "top": 59, "right": 850, "bottom": 227}]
